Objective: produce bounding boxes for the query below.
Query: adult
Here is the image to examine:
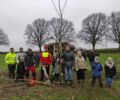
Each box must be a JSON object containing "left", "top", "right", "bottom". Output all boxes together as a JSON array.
[
  {"left": 80, "top": 48, "right": 87, "bottom": 61},
  {"left": 62, "top": 44, "right": 75, "bottom": 86},
  {"left": 5, "top": 48, "right": 16, "bottom": 79},
  {"left": 40, "top": 45, "right": 52, "bottom": 83},
  {"left": 88, "top": 49, "right": 95, "bottom": 70},
  {"left": 16, "top": 47, "right": 26, "bottom": 64},
  {"left": 16, "top": 47, "right": 26, "bottom": 81},
  {"left": 34, "top": 51, "right": 40, "bottom": 68},
  {"left": 24, "top": 48, "right": 36, "bottom": 80}
]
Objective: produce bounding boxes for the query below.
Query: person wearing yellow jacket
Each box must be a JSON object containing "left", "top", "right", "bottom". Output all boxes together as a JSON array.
[{"left": 5, "top": 48, "right": 17, "bottom": 79}]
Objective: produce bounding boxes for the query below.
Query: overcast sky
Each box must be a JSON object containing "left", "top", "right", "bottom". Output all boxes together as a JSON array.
[{"left": 0, "top": 0, "right": 120, "bottom": 51}]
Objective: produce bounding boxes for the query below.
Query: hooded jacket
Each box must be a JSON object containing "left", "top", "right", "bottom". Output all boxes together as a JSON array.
[{"left": 92, "top": 62, "right": 102, "bottom": 77}]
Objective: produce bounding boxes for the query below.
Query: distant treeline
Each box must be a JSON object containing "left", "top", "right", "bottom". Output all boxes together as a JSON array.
[
  {"left": 95, "top": 48, "right": 120, "bottom": 53},
  {"left": 0, "top": 48, "right": 119, "bottom": 55}
]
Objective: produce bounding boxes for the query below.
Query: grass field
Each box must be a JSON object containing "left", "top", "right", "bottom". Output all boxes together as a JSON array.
[
  {"left": 0, "top": 54, "right": 7, "bottom": 71},
  {"left": 0, "top": 53, "right": 120, "bottom": 100}
]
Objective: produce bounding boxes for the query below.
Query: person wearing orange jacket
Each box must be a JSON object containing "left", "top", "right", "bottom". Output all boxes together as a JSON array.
[{"left": 40, "top": 45, "right": 52, "bottom": 84}]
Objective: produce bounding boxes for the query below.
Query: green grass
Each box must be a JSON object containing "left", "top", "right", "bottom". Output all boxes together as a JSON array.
[
  {"left": 1, "top": 53, "right": 120, "bottom": 70},
  {"left": 99, "top": 53, "right": 120, "bottom": 67},
  {"left": 95, "top": 48, "right": 120, "bottom": 53},
  {"left": 0, "top": 53, "right": 120, "bottom": 100},
  {"left": 0, "top": 54, "right": 7, "bottom": 71}
]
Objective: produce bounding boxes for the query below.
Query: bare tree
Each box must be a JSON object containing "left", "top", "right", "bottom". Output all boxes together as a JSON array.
[
  {"left": 51, "top": 0, "right": 68, "bottom": 20},
  {"left": 51, "top": 0, "right": 71, "bottom": 44},
  {"left": 24, "top": 18, "right": 51, "bottom": 51},
  {"left": 0, "top": 28, "right": 9, "bottom": 46},
  {"left": 48, "top": 18, "right": 75, "bottom": 43},
  {"left": 107, "top": 11, "right": 120, "bottom": 51},
  {"left": 78, "top": 13, "right": 107, "bottom": 50}
]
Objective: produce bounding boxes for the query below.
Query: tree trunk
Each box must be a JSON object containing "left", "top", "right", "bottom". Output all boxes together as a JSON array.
[
  {"left": 39, "top": 43, "right": 42, "bottom": 53},
  {"left": 39, "top": 46, "right": 41, "bottom": 53},
  {"left": 119, "top": 43, "right": 120, "bottom": 52},
  {"left": 92, "top": 43, "right": 95, "bottom": 51}
]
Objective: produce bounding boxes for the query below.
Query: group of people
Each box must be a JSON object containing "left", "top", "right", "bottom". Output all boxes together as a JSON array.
[
  {"left": 5, "top": 45, "right": 52, "bottom": 84},
  {"left": 5, "top": 44, "right": 116, "bottom": 88}
]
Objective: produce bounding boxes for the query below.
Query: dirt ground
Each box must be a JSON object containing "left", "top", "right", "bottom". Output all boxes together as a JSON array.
[{"left": 0, "top": 70, "right": 120, "bottom": 100}]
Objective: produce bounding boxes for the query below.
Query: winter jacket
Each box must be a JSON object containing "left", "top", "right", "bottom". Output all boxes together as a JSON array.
[
  {"left": 24, "top": 53, "right": 35, "bottom": 67},
  {"left": 88, "top": 52, "right": 95, "bottom": 62},
  {"left": 5, "top": 52, "right": 16, "bottom": 65},
  {"left": 62, "top": 51, "right": 75, "bottom": 67},
  {"left": 40, "top": 52, "right": 52, "bottom": 65},
  {"left": 104, "top": 64, "right": 116, "bottom": 78},
  {"left": 75, "top": 56, "right": 86, "bottom": 71},
  {"left": 92, "top": 62, "right": 102, "bottom": 77}
]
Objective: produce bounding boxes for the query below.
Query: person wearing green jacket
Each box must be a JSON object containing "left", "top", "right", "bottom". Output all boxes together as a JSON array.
[{"left": 5, "top": 48, "right": 17, "bottom": 79}]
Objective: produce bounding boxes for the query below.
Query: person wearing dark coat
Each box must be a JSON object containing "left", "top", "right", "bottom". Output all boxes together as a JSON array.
[
  {"left": 24, "top": 48, "right": 36, "bottom": 80},
  {"left": 80, "top": 49, "right": 87, "bottom": 61},
  {"left": 88, "top": 50, "right": 95, "bottom": 70},
  {"left": 104, "top": 57, "right": 116, "bottom": 88},
  {"left": 62, "top": 44, "right": 75, "bottom": 86}
]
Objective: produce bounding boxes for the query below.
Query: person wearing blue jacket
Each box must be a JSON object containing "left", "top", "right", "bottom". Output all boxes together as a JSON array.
[{"left": 91, "top": 57, "right": 103, "bottom": 87}]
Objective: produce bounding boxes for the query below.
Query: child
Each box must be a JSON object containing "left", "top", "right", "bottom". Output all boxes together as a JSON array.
[
  {"left": 53, "top": 55, "right": 61, "bottom": 84},
  {"left": 104, "top": 57, "right": 116, "bottom": 88},
  {"left": 75, "top": 50, "right": 86, "bottom": 87},
  {"left": 91, "top": 57, "right": 103, "bottom": 87}
]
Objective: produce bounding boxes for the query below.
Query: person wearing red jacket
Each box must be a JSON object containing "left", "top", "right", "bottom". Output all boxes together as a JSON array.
[{"left": 40, "top": 45, "right": 52, "bottom": 83}]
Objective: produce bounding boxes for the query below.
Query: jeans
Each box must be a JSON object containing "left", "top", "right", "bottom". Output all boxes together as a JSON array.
[
  {"left": 64, "top": 66, "right": 72, "bottom": 81},
  {"left": 106, "top": 77, "right": 112, "bottom": 87}
]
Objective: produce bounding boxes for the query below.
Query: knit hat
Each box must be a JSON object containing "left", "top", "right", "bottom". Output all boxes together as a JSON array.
[{"left": 95, "top": 57, "right": 99, "bottom": 63}]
